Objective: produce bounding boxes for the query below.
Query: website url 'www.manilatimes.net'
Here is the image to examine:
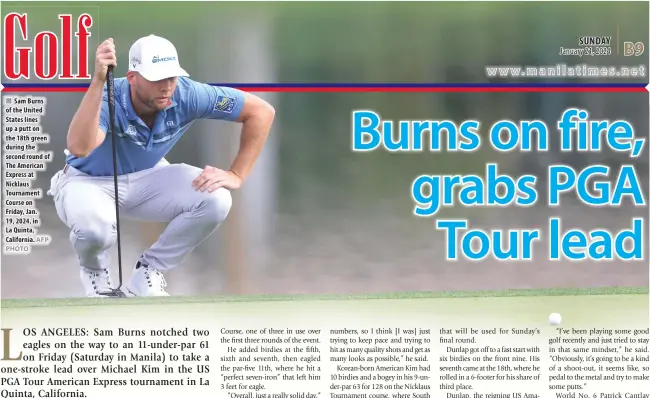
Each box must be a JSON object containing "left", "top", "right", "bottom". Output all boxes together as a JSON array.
[{"left": 485, "top": 63, "right": 646, "bottom": 79}]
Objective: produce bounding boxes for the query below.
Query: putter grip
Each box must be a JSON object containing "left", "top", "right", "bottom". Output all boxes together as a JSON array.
[{"left": 106, "top": 66, "right": 115, "bottom": 133}]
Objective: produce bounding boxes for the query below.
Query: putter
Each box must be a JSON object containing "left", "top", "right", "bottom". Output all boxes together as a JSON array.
[{"left": 101, "top": 65, "right": 128, "bottom": 298}]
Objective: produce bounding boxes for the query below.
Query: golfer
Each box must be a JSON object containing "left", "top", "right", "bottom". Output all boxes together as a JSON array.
[{"left": 47, "top": 35, "right": 275, "bottom": 297}]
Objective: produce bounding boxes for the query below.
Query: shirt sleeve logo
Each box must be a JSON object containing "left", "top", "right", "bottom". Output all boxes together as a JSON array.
[{"left": 214, "top": 95, "right": 235, "bottom": 113}]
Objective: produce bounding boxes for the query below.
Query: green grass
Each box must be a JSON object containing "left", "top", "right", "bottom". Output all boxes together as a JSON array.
[{"left": 2, "top": 286, "right": 647, "bottom": 309}]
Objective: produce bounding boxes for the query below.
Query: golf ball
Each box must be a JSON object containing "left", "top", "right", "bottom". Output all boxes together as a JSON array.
[{"left": 548, "top": 313, "right": 562, "bottom": 325}]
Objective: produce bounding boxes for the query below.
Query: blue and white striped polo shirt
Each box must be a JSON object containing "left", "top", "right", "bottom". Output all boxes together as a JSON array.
[{"left": 66, "top": 76, "right": 245, "bottom": 176}]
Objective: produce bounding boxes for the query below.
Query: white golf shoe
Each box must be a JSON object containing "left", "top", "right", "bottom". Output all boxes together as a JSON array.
[
  {"left": 126, "top": 261, "right": 170, "bottom": 297},
  {"left": 80, "top": 267, "right": 115, "bottom": 297}
]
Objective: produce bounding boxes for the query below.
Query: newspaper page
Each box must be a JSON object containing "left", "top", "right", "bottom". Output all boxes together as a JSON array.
[{"left": 1, "top": 2, "right": 648, "bottom": 398}]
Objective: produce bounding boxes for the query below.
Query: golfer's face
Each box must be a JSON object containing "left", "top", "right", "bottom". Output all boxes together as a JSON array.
[{"left": 140, "top": 76, "right": 178, "bottom": 110}]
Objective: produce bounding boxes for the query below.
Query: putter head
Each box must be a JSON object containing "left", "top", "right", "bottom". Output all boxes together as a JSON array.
[{"left": 98, "top": 288, "right": 128, "bottom": 298}]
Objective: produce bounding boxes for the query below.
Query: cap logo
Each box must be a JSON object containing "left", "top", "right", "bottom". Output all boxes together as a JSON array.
[
  {"left": 152, "top": 55, "right": 176, "bottom": 64},
  {"left": 130, "top": 56, "right": 140, "bottom": 68}
]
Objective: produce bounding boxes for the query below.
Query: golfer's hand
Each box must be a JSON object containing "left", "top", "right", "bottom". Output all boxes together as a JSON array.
[
  {"left": 192, "top": 166, "right": 242, "bottom": 192},
  {"left": 94, "top": 38, "right": 116, "bottom": 83}
]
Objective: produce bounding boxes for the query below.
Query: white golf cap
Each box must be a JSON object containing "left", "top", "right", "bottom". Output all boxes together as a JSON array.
[{"left": 128, "top": 34, "right": 189, "bottom": 81}]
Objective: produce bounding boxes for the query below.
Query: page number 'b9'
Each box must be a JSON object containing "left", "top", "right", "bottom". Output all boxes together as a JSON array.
[{"left": 623, "top": 42, "right": 644, "bottom": 56}]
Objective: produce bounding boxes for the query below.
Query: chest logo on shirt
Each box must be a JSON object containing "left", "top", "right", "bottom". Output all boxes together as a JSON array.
[
  {"left": 214, "top": 95, "right": 235, "bottom": 113},
  {"left": 125, "top": 125, "right": 137, "bottom": 136}
]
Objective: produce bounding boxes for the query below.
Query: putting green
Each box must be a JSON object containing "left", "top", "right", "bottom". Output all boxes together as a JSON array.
[{"left": 2, "top": 287, "right": 647, "bottom": 330}]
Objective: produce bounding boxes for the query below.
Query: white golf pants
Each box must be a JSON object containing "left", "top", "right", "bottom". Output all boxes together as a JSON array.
[{"left": 47, "top": 159, "right": 232, "bottom": 272}]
